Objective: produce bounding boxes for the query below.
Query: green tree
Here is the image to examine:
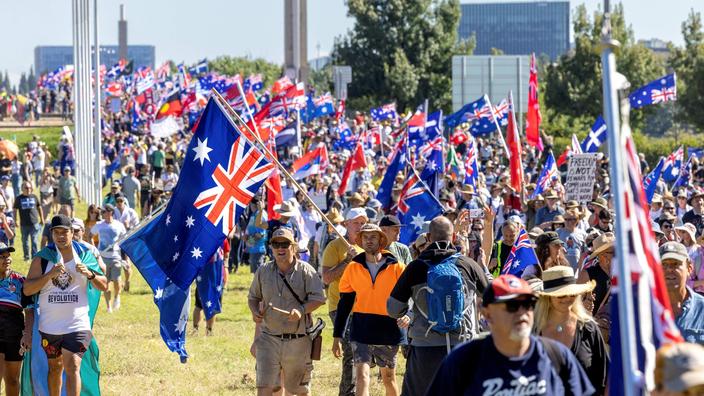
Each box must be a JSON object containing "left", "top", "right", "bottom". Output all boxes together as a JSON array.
[
  {"left": 332, "top": 0, "right": 463, "bottom": 112},
  {"left": 18, "top": 73, "right": 28, "bottom": 94},
  {"left": 544, "top": 4, "right": 665, "bottom": 135},
  {"left": 307, "top": 63, "right": 332, "bottom": 95},
  {"left": 668, "top": 10, "right": 704, "bottom": 131},
  {"left": 27, "top": 67, "right": 37, "bottom": 91},
  {"left": 208, "top": 56, "right": 282, "bottom": 89}
]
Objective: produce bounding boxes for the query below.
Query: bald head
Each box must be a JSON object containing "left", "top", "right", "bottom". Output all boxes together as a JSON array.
[{"left": 429, "top": 216, "right": 454, "bottom": 243}]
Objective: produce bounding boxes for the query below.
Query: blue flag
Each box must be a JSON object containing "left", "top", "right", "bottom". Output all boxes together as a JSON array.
[
  {"left": 687, "top": 147, "right": 704, "bottom": 160},
  {"left": 408, "top": 110, "right": 442, "bottom": 143},
  {"left": 629, "top": 73, "right": 677, "bottom": 109},
  {"left": 195, "top": 247, "right": 225, "bottom": 320},
  {"left": 397, "top": 167, "right": 445, "bottom": 245},
  {"left": 333, "top": 121, "right": 356, "bottom": 151},
  {"left": 122, "top": 97, "right": 274, "bottom": 290},
  {"left": 377, "top": 138, "right": 407, "bottom": 212},
  {"left": 104, "top": 157, "right": 121, "bottom": 180},
  {"left": 464, "top": 137, "right": 479, "bottom": 187},
  {"left": 673, "top": 156, "right": 693, "bottom": 189},
  {"left": 444, "top": 95, "right": 499, "bottom": 136},
  {"left": 500, "top": 228, "right": 539, "bottom": 276},
  {"left": 276, "top": 121, "right": 297, "bottom": 148},
  {"left": 532, "top": 153, "right": 558, "bottom": 199},
  {"left": 643, "top": 158, "right": 664, "bottom": 203},
  {"left": 370, "top": 103, "right": 397, "bottom": 121},
  {"left": 420, "top": 144, "right": 444, "bottom": 198},
  {"left": 662, "top": 146, "right": 684, "bottom": 183},
  {"left": 581, "top": 116, "right": 608, "bottom": 153}
]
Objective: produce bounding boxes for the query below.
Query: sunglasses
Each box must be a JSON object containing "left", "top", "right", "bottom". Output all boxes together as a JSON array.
[
  {"left": 271, "top": 241, "right": 291, "bottom": 249},
  {"left": 662, "top": 223, "right": 673, "bottom": 229},
  {"left": 504, "top": 298, "right": 537, "bottom": 313}
]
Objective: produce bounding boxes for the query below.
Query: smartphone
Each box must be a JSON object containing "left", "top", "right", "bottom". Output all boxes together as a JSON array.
[{"left": 469, "top": 209, "right": 485, "bottom": 219}]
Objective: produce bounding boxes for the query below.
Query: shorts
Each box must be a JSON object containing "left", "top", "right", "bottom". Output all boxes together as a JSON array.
[
  {"left": 0, "top": 338, "right": 23, "bottom": 361},
  {"left": 103, "top": 257, "right": 123, "bottom": 281},
  {"left": 59, "top": 197, "right": 75, "bottom": 208},
  {"left": 39, "top": 330, "right": 92, "bottom": 359},
  {"left": 255, "top": 332, "right": 313, "bottom": 393},
  {"left": 351, "top": 342, "right": 399, "bottom": 369}
]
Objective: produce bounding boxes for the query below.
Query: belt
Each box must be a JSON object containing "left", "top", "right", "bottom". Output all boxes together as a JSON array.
[{"left": 265, "top": 332, "right": 307, "bottom": 340}]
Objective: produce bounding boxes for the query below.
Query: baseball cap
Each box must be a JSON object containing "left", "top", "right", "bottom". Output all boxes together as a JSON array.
[
  {"left": 659, "top": 241, "right": 688, "bottom": 263},
  {"left": 345, "top": 207, "right": 368, "bottom": 221},
  {"left": 0, "top": 242, "right": 15, "bottom": 254},
  {"left": 378, "top": 215, "right": 402, "bottom": 227},
  {"left": 660, "top": 343, "right": 704, "bottom": 392},
  {"left": 50, "top": 214, "right": 72, "bottom": 230},
  {"left": 102, "top": 204, "right": 115, "bottom": 213},
  {"left": 71, "top": 217, "right": 85, "bottom": 230},
  {"left": 482, "top": 275, "right": 536, "bottom": 306},
  {"left": 270, "top": 227, "right": 295, "bottom": 244}
]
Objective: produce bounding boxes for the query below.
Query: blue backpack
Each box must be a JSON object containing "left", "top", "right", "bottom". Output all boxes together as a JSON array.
[{"left": 424, "top": 253, "right": 464, "bottom": 334}]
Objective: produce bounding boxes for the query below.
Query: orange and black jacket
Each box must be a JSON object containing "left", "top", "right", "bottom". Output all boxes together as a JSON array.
[{"left": 333, "top": 251, "right": 406, "bottom": 345}]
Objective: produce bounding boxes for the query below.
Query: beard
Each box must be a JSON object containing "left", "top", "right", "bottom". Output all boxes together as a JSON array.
[{"left": 508, "top": 322, "right": 532, "bottom": 341}]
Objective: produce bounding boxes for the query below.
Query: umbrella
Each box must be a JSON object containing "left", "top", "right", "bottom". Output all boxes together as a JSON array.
[{"left": 0, "top": 140, "right": 19, "bottom": 160}]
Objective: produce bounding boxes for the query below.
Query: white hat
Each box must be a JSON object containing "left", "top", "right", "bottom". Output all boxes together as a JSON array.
[{"left": 345, "top": 207, "right": 368, "bottom": 221}]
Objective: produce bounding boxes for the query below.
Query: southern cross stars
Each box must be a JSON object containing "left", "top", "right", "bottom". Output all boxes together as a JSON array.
[
  {"left": 191, "top": 246, "right": 203, "bottom": 259},
  {"left": 192, "top": 137, "right": 213, "bottom": 166}
]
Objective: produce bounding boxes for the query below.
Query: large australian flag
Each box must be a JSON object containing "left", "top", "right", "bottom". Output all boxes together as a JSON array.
[
  {"left": 121, "top": 97, "right": 273, "bottom": 359},
  {"left": 628, "top": 73, "right": 677, "bottom": 109},
  {"left": 444, "top": 95, "right": 499, "bottom": 136},
  {"left": 397, "top": 167, "right": 444, "bottom": 245}
]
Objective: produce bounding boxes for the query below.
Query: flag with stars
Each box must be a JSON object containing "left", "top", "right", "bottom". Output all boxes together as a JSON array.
[
  {"left": 397, "top": 167, "right": 444, "bottom": 245},
  {"left": 662, "top": 146, "right": 684, "bottom": 183},
  {"left": 580, "top": 116, "right": 608, "bottom": 153},
  {"left": 420, "top": 139, "right": 444, "bottom": 198},
  {"left": 628, "top": 73, "right": 677, "bottom": 109},
  {"left": 377, "top": 137, "right": 407, "bottom": 212},
  {"left": 500, "top": 228, "right": 539, "bottom": 277},
  {"left": 532, "top": 153, "right": 558, "bottom": 199},
  {"left": 195, "top": 246, "right": 225, "bottom": 320},
  {"left": 444, "top": 94, "right": 499, "bottom": 136},
  {"left": 408, "top": 110, "right": 442, "bottom": 143},
  {"left": 644, "top": 157, "right": 665, "bottom": 203}
]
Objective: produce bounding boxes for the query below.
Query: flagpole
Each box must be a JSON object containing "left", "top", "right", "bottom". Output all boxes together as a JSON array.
[
  {"left": 210, "top": 89, "right": 351, "bottom": 249},
  {"left": 486, "top": 94, "right": 511, "bottom": 160},
  {"left": 601, "top": 1, "right": 637, "bottom": 395},
  {"left": 296, "top": 107, "right": 302, "bottom": 152}
]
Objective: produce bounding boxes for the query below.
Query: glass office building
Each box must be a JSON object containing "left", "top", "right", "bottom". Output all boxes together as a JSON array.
[
  {"left": 459, "top": 1, "right": 570, "bottom": 60},
  {"left": 34, "top": 45, "right": 155, "bottom": 74}
]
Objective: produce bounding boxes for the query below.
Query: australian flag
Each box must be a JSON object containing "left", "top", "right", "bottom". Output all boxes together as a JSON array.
[
  {"left": 408, "top": 110, "right": 442, "bottom": 143},
  {"left": 244, "top": 74, "right": 264, "bottom": 92},
  {"left": 581, "top": 116, "right": 608, "bottom": 153},
  {"left": 420, "top": 140, "right": 444, "bottom": 198},
  {"left": 444, "top": 95, "right": 499, "bottom": 136},
  {"left": 370, "top": 103, "right": 397, "bottom": 122},
  {"left": 532, "top": 153, "right": 558, "bottom": 199},
  {"left": 195, "top": 247, "right": 225, "bottom": 321},
  {"left": 464, "top": 136, "right": 479, "bottom": 188},
  {"left": 302, "top": 92, "right": 335, "bottom": 123},
  {"left": 377, "top": 138, "right": 407, "bottom": 212},
  {"left": 662, "top": 146, "right": 684, "bottom": 183},
  {"left": 492, "top": 98, "right": 509, "bottom": 127},
  {"left": 397, "top": 167, "right": 444, "bottom": 245},
  {"left": 333, "top": 121, "right": 356, "bottom": 151},
  {"left": 629, "top": 73, "right": 677, "bottom": 110},
  {"left": 500, "top": 228, "right": 539, "bottom": 276},
  {"left": 643, "top": 157, "right": 665, "bottom": 203},
  {"left": 673, "top": 156, "right": 693, "bottom": 189}
]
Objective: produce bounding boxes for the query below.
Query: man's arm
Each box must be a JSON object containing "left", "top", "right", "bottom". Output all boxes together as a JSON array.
[
  {"left": 322, "top": 244, "right": 357, "bottom": 285},
  {"left": 24, "top": 256, "right": 62, "bottom": 296}
]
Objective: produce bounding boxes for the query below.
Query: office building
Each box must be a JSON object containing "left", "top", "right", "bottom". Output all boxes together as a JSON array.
[
  {"left": 34, "top": 45, "right": 155, "bottom": 75},
  {"left": 459, "top": 1, "right": 570, "bottom": 60}
]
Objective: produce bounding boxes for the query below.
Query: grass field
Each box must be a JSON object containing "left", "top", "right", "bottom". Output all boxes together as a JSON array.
[{"left": 0, "top": 126, "right": 64, "bottom": 159}]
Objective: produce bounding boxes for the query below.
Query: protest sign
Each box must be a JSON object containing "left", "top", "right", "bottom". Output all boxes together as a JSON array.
[{"left": 565, "top": 153, "right": 600, "bottom": 203}]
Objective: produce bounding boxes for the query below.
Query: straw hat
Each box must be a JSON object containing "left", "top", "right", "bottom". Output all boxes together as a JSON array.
[
  {"left": 544, "top": 190, "right": 559, "bottom": 200},
  {"left": 326, "top": 208, "right": 344, "bottom": 224},
  {"left": 588, "top": 232, "right": 615, "bottom": 259},
  {"left": 275, "top": 201, "right": 297, "bottom": 217},
  {"left": 358, "top": 223, "right": 388, "bottom": 249},
  {"left": 539, "top": 266, "right": 595, "bottom": 297}
]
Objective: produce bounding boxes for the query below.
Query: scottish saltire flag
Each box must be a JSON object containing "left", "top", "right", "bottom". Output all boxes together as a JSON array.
[
  {"left": 581, "top": 116, "right": 608, "bottom": 153},
  {"left": 408, "top": 110, "right": 442, "bottom": 142},
  {"left": 532, "top": 153, "right": 558, "bottom": 199},
  {"left": 464, "top": 136, "right": 479, "bottom": 187},
  {"left": 195, "top": 247, "right": 225, "bottom": 320},
  {"left": 370, "top": 103, "right": 397, "bottom": 121},
  {"left": 291, "top": 144, "right": 328, "bottom": 180},
  {"left": 492, "top": 98, "right": 509, "bottom": 127},
  {"left": 122, "top": 97, "right": 274, "bottom": 290},
  {"left": 662, "top": 146, "right": 684, "bottom": 183},
  {"left": 189, "top": 58, "right": 209, "bottom": 75},
  {"left": 420, "top": 141, "right": 444, "bottom": 198},
  {"left": 644, "top": 157, "right": 665, "bottom": 203},
  {"left": 397, "top": 167, "right": 445, "bottom": 245},
  {"left": 21, "top": 242, "right": 103, "bottom": 395},
  {"left": 377, "top": 137, "right": 407, "bottom": 212},
  {"left": 629, "top": 73, "right": 677, "bottom": 109},
  {"left": 501, "top": 228, "right": 539, "bottom": 276},
  {"left": 276, "top": 121, "right": 297, "bottom": 148},
  {"left": 444, "top": 95, "right": 499, "bottom": 136},
  {"left": 673, "top": 156, "right": 693, "bottom": 189},
  {"left": 609, "top": 132, "right": 683, "bottom": 396}
]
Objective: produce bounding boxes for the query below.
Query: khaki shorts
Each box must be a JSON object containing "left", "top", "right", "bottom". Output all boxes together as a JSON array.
[
  {"left": 103, "top": 257, "right": 122, "bottom": 282},
  {"left": 256, "top": 332, "right": 313, "bottom": 393}
]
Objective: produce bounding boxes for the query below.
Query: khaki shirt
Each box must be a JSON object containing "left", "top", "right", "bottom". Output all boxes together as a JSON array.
[
  {"left": 248, "top": 259, "right": 326, "bottom": 335},
  {"left": 321, "top": 237, "right": 364, "bottom": 312}
]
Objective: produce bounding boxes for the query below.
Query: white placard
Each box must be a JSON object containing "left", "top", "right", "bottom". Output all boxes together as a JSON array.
[{"left": 565, "top": 153, "right": 600, "bottom": 203}]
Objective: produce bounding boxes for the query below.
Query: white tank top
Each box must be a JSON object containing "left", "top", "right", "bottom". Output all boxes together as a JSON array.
[{"left": 38, "top": 258, "right": 91, "bottom": 334}]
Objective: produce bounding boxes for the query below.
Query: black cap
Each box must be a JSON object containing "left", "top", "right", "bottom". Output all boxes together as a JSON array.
[
  {"left": 378, "top": 215, "right": 402, "bottom": 227},
  {"left": 102, "top": 204, "right": 115, "bottom": 213},
  {"left": 50, "top": 214, "right": 73, "bottom": 230},
  {"left": 535, "top": 231, "right": 561, "bottom": 246},
  {"left": 0, "top": 242, "right": 15, "bottom": 254}
]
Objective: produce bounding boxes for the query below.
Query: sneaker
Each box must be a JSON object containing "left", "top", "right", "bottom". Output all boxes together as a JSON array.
[
  {"left": 107, "top": 306, "right": 113, "bottom": 314},
  {"left": 190, "top": 326, "right": 199, "bottom": 336},
  {"left": 114, "top": 297, "right": 121, "bottom": 311}
]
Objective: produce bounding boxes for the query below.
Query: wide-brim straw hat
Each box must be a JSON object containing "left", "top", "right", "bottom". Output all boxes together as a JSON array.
[
  {"left": 588, "top": 232, "right": 615, "bottom": 259},
  {"left": 539, "top": 266, "right": 595, "bottom": 297}
]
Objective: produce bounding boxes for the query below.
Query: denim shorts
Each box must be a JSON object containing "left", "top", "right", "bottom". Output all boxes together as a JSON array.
[{"left": 351, "top": 342, "right": 399, "bottom": 368}]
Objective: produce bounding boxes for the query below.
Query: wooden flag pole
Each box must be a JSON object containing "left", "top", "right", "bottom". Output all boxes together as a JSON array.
[{"left": 210, "top": 89, "right": 351, "bottom": 249}]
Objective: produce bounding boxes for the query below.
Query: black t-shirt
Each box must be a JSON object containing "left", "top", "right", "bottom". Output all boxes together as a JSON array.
[
  {"left": 426, "top": 335, "right": 595, "bottom": 396},
  {"left": 0, "top": 158, "right": 11, "bottom": 177},
  {"left": 586, "top": 265, "right": 610, "bottom": 316},
  {"left": 14, "top": 194, "right": 40, "bottom": 227},
  {"left": 491, "top": 241, "right": 513, "bottom": 272}
]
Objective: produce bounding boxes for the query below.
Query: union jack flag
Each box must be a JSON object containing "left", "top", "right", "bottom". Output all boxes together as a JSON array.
[
  {"left": 397, "top": 166, "right": 444, "bottom": 245},
  {"left": 629, "top": 73, "right": 677, "bottom": 109},
  {"left": 397, "top": 173, "right": 424, "bottom": 215},
  {"left": 609, "top": 130, "right": 683, "bottom": 395},
  {"left": 501, "top": 228, "right": 539, "bottom": 276},
  {"left": 418, "top": 136, "right": 443, "bottom": 159},
  {"left": 492, "top": 98, "right": 509, "bottom": 126},
  {"left": 194, "top": 126, "right": 275, "bottom": 235},
  {"left": 662, "top": 146, "right": 683, "bottom": 182},
  {"left": 444, "top": 95, "right": 499, "bottom": 136},
  {"left": 532, "top": 153, "right": 558, "bottom": 198}
]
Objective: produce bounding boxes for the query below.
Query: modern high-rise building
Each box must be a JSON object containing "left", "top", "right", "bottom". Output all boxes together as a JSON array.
[
  {"left": 458, "top": 1, "right": 570, "bottom": 60},
  {"left": 34, "top": 45, "right": 155, "bottom": 75}
]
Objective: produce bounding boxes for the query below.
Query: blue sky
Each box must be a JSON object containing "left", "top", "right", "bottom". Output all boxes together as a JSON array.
[{"left": 1, "top": 0, "right": 702, "bottom": 84}]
